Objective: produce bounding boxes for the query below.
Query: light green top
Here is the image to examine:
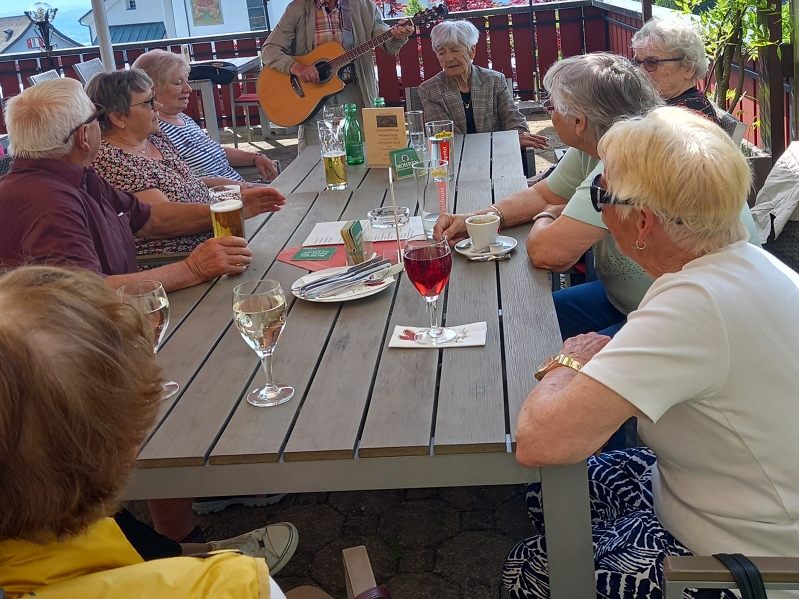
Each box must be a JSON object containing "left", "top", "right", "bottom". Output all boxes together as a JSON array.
[{"left": 546, "top": 147, "right": 761, "bottom": 315}]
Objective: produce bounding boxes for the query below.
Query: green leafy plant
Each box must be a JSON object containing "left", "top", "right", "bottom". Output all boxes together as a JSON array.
[
  {"left": 404, "top": 0, "right": 424, "bottom": 16},
  {"left": 675, "top": 0, "right": 784, "bottom": 111}
]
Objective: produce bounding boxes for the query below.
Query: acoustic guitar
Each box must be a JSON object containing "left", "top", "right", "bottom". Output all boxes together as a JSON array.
[{"left": 257, "top": 4, "right": 448, "bottom": 127}]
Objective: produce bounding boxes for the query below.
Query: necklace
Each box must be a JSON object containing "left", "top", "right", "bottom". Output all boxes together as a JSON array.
[
  {"left": 461, "top": 93, "right": 472, "bottom": 110},
  {"left": 115, "top": 138, "right": 149, "bottom": 156}
]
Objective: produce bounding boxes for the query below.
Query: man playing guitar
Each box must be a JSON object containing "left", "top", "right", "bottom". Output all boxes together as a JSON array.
[{"left": 261, "top": 0, "right": 414, "bottom": 152}]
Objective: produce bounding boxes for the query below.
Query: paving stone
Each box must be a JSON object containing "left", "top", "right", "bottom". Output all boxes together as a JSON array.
[
  {"left": 273, "top": 576, "right": 321, "bottom": 596},
  {"left": 310, "top": 536, "right": 396, "bottom": 596},
  {"left": 495, "top": 492, "right": 536, "bottom": 539},
  {"left": 292, "top": 491, "right": 329, "bottom": 505},
  {"left": 397, "top": 546, "right": 435, "bottom": 573},
  {"left": 328, "top": 489, "right": 403, "bottom": 515},
  {"left": 460, "top": 577, "right": 501, "bottom": 599},
  {"left": 404, "top": 487, "right": 440, "bottom": 500},
  {"left": 379, "top": 499, "right": 459, "bottom": 548},
  {"left": 342, "top": 512, "right": 380, "bottom": 536},
  {"left": 436, "top": 531, "right": 516, "bottom": 587},
  {"left": 439, "top": 485, "right": 520, "bottom": 511},
  {"left": 462, "top": 509, "right": 495, "bottom": 531},
  {"left": 385, "top": 573, "right": 461, "bottom": 599}
]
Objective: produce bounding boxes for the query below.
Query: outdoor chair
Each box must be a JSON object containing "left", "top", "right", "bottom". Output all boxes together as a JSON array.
[
  {"left": 663, "top": 555, "right": 799, "bottom": 598},
  {"left": 233, "top": 61, "right": 271, "bottom": 146},
  {"left": 0, "top": 154, "right": 12, "bottom": 178},
  {"left": 27, "top": 69, "right": 60, "bottom": 86},
  {"left": 716, "top": 107, "right": 746, "bottom": 145},
  {"left": 73, "top": 58, "right": 106, "bottom": 87},
  {"left": 286, "top": 545, "right": 391, "bottom": 599}
]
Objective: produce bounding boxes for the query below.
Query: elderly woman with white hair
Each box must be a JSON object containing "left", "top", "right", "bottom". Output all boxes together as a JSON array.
[
  {"left": 132, "top": 49, "right": 278, "bottom": 183},
  {"left": 632, "top": 17, "right": 718, "bottom": 123},
  {"left": 504, "top": 106, "right": 799, "bottom": 599},
  {"left": 418, "top": 20, "right": 547, "bottom": 149}
]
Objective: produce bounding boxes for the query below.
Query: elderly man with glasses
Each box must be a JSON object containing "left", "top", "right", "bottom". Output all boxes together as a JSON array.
[
  {"left": 0, "top": 77, "right": 285, "bottom": 292},
  {"left": 435, "top": 52, "right": 758, "bottom": 341}
]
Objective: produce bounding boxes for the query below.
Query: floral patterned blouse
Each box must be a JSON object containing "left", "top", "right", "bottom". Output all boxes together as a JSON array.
[{"left": 93, "top": 132, "right": 212, "bottom": 257}]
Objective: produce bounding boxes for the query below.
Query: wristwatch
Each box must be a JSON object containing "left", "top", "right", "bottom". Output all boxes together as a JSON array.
[
  {"left": 534, "top": 353, "right": 584, "bottom": 381},
  {"left": 532, "top": 211, "right": 557, "bottom": 224}
]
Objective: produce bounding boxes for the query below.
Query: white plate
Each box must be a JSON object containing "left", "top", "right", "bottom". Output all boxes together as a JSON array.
[
  {"left": 291, "top": 266, "right": 396, "bottom": 303},
  {"left": 454, "top": 235, "right": 518, "bottom": 258}
]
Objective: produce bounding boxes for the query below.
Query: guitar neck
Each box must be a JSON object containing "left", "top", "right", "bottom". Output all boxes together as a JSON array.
[{"left": 328, "top": 23, "right": 409, "bottom": 71}]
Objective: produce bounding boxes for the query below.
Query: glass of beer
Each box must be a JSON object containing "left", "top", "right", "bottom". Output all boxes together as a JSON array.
[
  {"left": 317, "top": 118, "right": 347, "bottom": 191},
  {"left": 425, "top": 119, "right": 455, "bottom": 181},
  {"left": 233, "top": 279, "right": 294, "bottom": 407},
  {"left": 209, "top": 185, "right": 245, "bottom": 238}
]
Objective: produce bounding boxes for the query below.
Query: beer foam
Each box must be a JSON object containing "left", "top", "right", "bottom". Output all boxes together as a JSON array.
[{"left": 210, "top": 199, "right": 243, "bottom": 212}]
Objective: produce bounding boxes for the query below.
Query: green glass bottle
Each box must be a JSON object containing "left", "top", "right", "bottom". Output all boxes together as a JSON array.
[
  {"left": 372, "top": 97, "right": 386, "bottom": 108},
  {"left": 343, "top": 103, "right": 364, "bottom": 166}
]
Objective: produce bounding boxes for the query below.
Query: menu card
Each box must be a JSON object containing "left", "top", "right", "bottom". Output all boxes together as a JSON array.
[
  {"left": 302, "top": 217, "right": 424, "bottom": 246},
  {"left": 362, "top": 107, "right": 407, "bottom": 166}
]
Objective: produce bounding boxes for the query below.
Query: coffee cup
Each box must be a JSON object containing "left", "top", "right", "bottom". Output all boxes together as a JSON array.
[{"left": 465, "top": 213, "right": 500, "bottom": 251}]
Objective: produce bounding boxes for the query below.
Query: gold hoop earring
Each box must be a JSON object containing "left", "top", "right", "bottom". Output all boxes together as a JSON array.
[{"left": 633, "top": 240, "right": 647, "bottom": 250}]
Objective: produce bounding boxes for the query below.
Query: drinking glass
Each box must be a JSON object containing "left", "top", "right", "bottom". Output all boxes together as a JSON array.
[
  {"left": 403, "top": 236, "right": 457, "bottom": 345},
  {"left": 117, "top": 280, "right": 180, "bottom": 399},
  {"left": 413, "top": 160, "right": 449, "bottom": 239},
  {"left": 425, "top": 119, "right": 455, "bottom": 180},
  {"left": 322, "top": 104, "right": 345, "bottom": 121},
  {"left": 209, "top": 184, "right": 245, "bottom": 238},
  {"left": 406, "top": 110, "right": 425, "bottom": 153},
  {"left": 233, "top": 279, "right": 294, "bottom": 407},
  {"left": 317, "top": 118, "right": 347, "bottom": 191}
]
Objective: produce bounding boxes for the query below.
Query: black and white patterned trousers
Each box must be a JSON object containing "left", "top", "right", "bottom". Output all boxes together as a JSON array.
[{"left": 503, "top": 448, "right": 735, "bottom": 599}]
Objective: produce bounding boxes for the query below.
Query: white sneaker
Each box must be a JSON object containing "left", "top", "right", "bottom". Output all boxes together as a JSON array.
[
  {"left": 208, "top": 522, "right": 298, "bottom": 575},
  {"left": 192, "top": 493, "right": 287, "bottom": 515}
]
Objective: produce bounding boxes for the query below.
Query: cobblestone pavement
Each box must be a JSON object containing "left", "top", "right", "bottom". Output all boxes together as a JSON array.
[{"left": 128, "top": 113, "right": 556, "bottom": 598}]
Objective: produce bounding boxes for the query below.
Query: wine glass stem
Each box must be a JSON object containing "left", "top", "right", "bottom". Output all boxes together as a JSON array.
[
  {"left": 426, "top": 298, "right": 440, "bottom": 332},
  {"left": 260, "top": 353, "right": 276, "bottom": 391}
]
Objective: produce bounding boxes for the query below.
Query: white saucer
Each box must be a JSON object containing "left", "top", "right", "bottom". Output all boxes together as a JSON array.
[
  {"left": 291, "top": 266, "right": 396, "bottom": 303},
  {"left": 454, "top": 235, "right": 517, "bottom": 258}
]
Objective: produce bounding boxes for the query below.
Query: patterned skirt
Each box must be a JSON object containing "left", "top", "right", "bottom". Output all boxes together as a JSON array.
[{"left": 502, "top": 448, "right": 736, "bottom": 599}]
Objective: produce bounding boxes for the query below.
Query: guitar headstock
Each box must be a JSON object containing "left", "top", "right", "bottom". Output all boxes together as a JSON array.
[{"left": 409, "top": 4, "right": 449, "bottom": 28}]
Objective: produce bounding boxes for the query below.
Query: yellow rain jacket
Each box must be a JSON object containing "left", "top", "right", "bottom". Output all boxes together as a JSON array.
[{"left": 0, "top": 517, "right": 270, "bottom": 598}]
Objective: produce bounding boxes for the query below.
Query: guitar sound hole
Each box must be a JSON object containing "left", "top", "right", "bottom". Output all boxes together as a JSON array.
[{"left": 315, "top": 61, "right": 333, "bottom": 83}]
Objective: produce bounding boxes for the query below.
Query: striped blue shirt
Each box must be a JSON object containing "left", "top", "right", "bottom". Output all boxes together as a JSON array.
[{"left": 159, "top": 113, "right": 243, "bottom": 182}]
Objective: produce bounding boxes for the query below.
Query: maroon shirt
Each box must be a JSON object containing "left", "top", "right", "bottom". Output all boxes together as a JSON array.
[{"left": 0, "top": 159, "right": 151, "bottom": 276}]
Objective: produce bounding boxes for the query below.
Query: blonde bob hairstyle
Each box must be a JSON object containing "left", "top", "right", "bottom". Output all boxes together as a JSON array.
[
  {"left": 132, "top": 48, "right": 190, "bottom": 94},
  {"left": 5, "top": 78, "right": 94, "bottom": 159},
  {"left": 0, "top": 266, "right": 163, "bottom": 542},
  {"left": 598, "top": 106, "right": 750, "bottom": 255}
]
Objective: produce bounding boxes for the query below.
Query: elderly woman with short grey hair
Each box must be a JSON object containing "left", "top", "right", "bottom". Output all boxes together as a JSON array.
[
  {"left": 132, "top": 49, "right": 278, "bottom": 183},
  {"left": 631, "top": 17, "right": 718, "bottom": 122},
  {"left": 418, "top": 20, "right": 547, "bottom": 149}
]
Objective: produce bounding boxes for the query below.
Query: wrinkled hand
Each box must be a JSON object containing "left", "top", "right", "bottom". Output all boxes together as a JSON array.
[
  {"left": 240, "top": 186, "right": 285, "bottom": 219},
  {"left": 561, "top": 332, "right": 612, "bottom": 365},
  {"left": 391, "top": 21, "right": 415, "bottom": 38},
  {"left": 433, "top": 212, "right": 471, "bottom": 246},
  {"left": 519, "top": 131, "right": 549, "bottom": 150},
  {"left": 254, "top": 153, "right": 279, "bottom": 182},
  {"left": 185, "top": 236, "right": 253, "bottom": 281},
  {"left": 290, "top": 62, "right": 319, "bottom": 83}
]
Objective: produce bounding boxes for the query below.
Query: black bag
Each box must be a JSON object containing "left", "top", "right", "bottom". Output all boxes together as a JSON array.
[
  {"left": 188, "top": 61, "right": 238, "bottom": 85},
  {"left": 696, "top": 553, "right": 768, "bottom": 599}
]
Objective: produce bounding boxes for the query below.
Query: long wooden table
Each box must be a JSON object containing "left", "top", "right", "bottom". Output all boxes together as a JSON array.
[{"left": 127, "top": 130, "right": 596, "bottom": 598}]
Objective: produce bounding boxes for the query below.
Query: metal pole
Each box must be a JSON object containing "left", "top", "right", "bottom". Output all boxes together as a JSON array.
[
  {"left": 91, "top": 0, "right": 115, "bottom": 71},
  {"left": 642, "top": 0, "right": 652, "bottom": 23}
]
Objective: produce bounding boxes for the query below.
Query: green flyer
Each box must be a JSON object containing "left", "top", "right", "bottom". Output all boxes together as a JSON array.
[{"left": 389, "top": 148, "right": 421, "bottom": 179}]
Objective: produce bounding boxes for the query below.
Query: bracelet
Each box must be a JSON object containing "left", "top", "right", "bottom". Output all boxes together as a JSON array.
[
  {"left": 532, "top": 211, "right": 557, "bottom": 223},
  {"left": 251, "top": 153, "right": 260, "bottom": 166},
  {"left": 484, "top": 205, "right": 505, "bottom": 228}
]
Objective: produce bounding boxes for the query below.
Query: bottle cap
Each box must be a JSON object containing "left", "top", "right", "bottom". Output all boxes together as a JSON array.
[
  {"left": 372, "top": 97, "right": 385, "bottom": 107},
  {"left": 344, "top": 103, "right": 358, "bottom": 113}
]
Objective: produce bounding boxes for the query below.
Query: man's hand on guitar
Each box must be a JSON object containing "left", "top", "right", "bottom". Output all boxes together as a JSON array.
[
  {"left": 290, "top": 62, "right": 320, "bottom": 83},
  {"left": 391, "top": 21, "right": 415, "bottom": 38}
]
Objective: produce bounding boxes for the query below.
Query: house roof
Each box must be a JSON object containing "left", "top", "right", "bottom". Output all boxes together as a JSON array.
[
  {"left": 0, "top": 16, "right": 80, "bottom": 54},
  {"left": 92, "top": 21, "right": 166, "bottom": 44}
]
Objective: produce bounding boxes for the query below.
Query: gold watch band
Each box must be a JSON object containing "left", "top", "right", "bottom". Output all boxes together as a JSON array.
[{"left": 534, "top": 353, "right": 584, "bottom": 381}]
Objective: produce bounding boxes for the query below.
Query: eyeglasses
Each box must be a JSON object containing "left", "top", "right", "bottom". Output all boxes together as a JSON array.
[
  {"left": 62, "top": 103, "right": 105, "bottom": 144},
  {"left": 590, "top": 173, "right": 634, "bottom": 213},
  {"left": 632, "top": 56, "right": 683, "bottom": 73},
  {"left": 131, "top": 94, "right": 157, "bottom": 110},
  {"left": 542, "top": 98, "right": 555, "bottom": 113}
]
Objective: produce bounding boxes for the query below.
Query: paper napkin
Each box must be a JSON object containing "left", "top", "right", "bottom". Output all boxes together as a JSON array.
[{"left": 388, "top": 322, "right": 487, "bottom": 349}]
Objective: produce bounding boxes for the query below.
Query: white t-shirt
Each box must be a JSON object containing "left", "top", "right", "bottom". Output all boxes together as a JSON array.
[{"left": 581, "top": 241, "right": 799, "bottom": 562}]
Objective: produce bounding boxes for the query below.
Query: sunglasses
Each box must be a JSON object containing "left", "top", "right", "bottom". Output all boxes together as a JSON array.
[
  {"left": 632, "top": 56, "right": 683, "bottom": 73},
  {"left": 62, "top": 103, "right": 105, "bottom": 144},
  {"left": 131, "top": 94, "right": 157, "bottom": 110},
  {"left": 590, "top": 173, "right": 634, "bottom": 213}
]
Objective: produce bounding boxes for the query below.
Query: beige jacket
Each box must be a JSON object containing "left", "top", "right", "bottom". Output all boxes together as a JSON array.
[
  {"left": 418, "top": 65, "right": 528, "bottom": 135},
  {"left": 261, "top": 0, "right": 406, "bottom": 107}
]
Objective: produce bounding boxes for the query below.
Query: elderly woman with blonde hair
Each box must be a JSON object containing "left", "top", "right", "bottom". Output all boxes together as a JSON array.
[
  {"left": 418, "top": 20, "right": 547, "bottom": 149},
  {"left": 503, "top": 106, "right": 799, "bottom": 599},
  {"left": 132, "top": 49, "right": 278, "bottom": 183},
  {"left": 631, "top": 17, "right": 718, "bottom": 122}
]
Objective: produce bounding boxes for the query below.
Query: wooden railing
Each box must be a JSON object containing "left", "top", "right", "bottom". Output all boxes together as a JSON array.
[{"left": 0, "top": 0, "right": 792, "bottom": 152}]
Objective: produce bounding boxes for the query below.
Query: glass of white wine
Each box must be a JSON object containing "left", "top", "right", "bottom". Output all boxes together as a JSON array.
[
  {"left": 117, "top": 280, "right": 180, "bottom": 399},
  {"left": 233, "top": 279, "right": 294, "bottom": 407}
]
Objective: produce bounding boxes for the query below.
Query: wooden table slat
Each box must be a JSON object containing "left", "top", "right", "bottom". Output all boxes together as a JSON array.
[
  {"left": 491, "top": 130, "right": 525, "bottom": 179},
  {"left": 456, "top": 132, "right": 492, "bottom": 183}
]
